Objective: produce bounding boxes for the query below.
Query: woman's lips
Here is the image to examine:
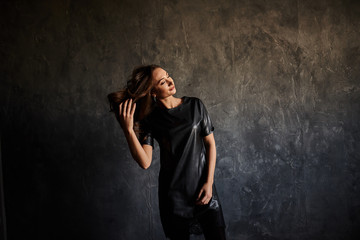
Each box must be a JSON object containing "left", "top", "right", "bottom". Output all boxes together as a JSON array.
[{"left": 169, "top": 86, "right": 175, "bottom": 91}]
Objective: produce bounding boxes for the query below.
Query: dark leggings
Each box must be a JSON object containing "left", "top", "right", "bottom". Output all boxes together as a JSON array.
[
  {"left": 168, "top": 226, "right": 226, "bottom": 240},
  {"left": 167, "top": 211, "right": 226, "bottom": 240}
]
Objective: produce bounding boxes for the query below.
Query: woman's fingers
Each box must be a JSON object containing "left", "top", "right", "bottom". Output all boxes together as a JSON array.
[
  {"left": 196, "top": 189, "right": 207, "bottom": 205},
  {"left": 124, "top": 99, "right": 129, "bottom": 116},
  {"left": 131, "top": 101, "right": 136, "bottom": 116},
  {"left": 201, "top": 195, "right": 209, "bottom": 204},
  {"left": 196, "top": 187, "right": 212, "bottom": 205},
  {"left": 200, "top": 195, "right": 211, "bottom": 205},
  {"left": 119, "top": 99, "right": 136, "bottom": 119},
  {"left": 197, "top": 189, "right": 204, "bottom": 200},
  {"left": 127, "top": 98, "right": 132, "bottom": 116},
  {"left": 121, "top": 99, "right": 135, "bottom": 116},
  {"left": 117, "top": 99, "right": 136, "bottom": 131}
]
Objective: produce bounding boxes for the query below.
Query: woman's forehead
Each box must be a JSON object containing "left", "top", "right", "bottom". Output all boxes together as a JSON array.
[{"left": 152, "top": 68, "right": 166, "bottom": 80}]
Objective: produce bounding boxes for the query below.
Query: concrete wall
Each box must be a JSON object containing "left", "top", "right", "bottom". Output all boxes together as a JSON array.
[{"left": 1, "top": 0, "right": 359, "bottom": 239}]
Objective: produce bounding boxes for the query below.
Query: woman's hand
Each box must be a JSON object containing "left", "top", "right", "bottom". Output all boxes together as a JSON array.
[
  {"left": 119, "top": 98, "right": 136, "bottom": 132},
  {"left": 196, "top": 182, "right": 213, "bottom": 205}
]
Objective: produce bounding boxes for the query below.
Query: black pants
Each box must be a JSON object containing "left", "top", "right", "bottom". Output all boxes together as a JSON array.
[
  {"left": 167, "top": 209, "right": 226, "bottom": 240},
  {"left": 168, "top": 225, "right": 226, "bottom": 240}
]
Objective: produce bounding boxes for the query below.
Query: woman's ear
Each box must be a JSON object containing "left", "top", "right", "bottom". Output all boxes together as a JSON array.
[{"left": 151, "top": 90, "right": 156, "bottom": 98}]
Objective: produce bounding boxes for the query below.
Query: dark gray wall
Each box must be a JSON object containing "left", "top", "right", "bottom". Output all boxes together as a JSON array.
[{"left": 1, "top": 0, "right": 359, "bottom": 239}]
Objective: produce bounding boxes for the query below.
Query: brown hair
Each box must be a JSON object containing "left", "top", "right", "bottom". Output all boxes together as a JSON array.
[{"left": 107, "top": 64, "right": 160, "bottom": 138}]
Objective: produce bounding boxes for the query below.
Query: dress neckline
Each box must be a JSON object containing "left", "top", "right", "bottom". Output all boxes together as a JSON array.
[{"left": 159, "top": 96, "right": 186, "bottom": 111}]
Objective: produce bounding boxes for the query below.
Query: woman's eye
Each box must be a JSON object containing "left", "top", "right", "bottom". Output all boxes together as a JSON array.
[{"left": 161, "top": 81, "right": 165, "bottom": 85}]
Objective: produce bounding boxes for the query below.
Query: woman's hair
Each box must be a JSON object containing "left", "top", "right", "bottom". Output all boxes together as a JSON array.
[{"left": 107, "top": 64, "right": 160, "bottom": 138}]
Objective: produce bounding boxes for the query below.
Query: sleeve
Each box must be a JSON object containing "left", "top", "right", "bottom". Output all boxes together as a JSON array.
[
  {"left": 199, "top": 98, "right": 215, "bottom": 137},
  {"left": 139, "top": 118, "right": 154, "bottom": 148}
]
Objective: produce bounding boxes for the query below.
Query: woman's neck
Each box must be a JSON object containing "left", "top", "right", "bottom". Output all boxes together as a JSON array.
[{"left": 157, "top": 96, "right": 183, "bottom": 109}]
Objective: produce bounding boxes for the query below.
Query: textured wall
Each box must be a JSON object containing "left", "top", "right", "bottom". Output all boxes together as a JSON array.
[{"left": 1, "top": 0, "right": 360, "bottom": 239}]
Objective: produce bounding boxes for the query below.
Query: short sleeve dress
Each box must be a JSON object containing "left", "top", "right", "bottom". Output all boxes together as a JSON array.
[{"left": 139, "top": 96, "right": 226, "bottom": 237}]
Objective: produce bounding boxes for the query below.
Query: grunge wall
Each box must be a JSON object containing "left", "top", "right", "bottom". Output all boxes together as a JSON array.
[{"left": 1, "top": 0, "right": 359, "bottom": 239}]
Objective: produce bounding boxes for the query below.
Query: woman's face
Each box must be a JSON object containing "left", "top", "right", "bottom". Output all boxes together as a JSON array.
[{"left": 151, "top": 68, "right": 176, "bottom": 99}]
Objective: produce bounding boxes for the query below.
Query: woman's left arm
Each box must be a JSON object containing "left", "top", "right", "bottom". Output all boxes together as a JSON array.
[{"left": 196, "top": 132, "right": 216, "bottom": 205}]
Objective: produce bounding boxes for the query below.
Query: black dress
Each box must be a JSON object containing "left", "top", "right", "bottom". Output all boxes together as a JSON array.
[{"left": 139, "top": 96, "right": 226, "bottom": 238}]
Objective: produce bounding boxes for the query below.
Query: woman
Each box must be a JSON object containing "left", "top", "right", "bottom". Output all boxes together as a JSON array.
[{"left": 108, "top": 65, "right": 226, "bottom": 240}]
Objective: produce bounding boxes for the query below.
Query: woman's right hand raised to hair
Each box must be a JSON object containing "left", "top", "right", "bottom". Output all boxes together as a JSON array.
[{"left": 119, "top": 98, "right": 136, "bottom": 133}]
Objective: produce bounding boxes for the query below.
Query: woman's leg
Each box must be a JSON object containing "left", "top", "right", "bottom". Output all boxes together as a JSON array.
[
  {"left": 167, "top": 233, "right": 190, "bottom": 240},
  {"left": 197, "top": 209, "right": 227, "bottom": 240},
  {"left": 167, "top": 215, "right": 191, "bottom": 240},
  {"left": 201, "top": 226, "right": 226, "bottom": 240}
]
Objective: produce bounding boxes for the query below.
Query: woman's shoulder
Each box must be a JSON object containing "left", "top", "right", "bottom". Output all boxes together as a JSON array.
[
  {"left": 185, "top": 96, "right": 207, "bottom": 107},
  {"left": 185, "top": 96, "right": 202, "bottom": 104}
]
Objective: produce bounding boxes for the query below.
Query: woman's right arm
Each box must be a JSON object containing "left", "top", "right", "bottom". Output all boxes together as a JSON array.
[{"left": 119, "top": 98, "right": 152, "bottom": 169}]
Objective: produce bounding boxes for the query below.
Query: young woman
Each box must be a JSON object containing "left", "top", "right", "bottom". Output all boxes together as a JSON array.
[{"left": 108, "top": 65, "right": 226, "bottom": 240}]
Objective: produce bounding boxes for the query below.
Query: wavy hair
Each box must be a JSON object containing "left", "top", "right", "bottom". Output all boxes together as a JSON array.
[{"left": 107, "top": 64, "right": 160, "bottom": 138}]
